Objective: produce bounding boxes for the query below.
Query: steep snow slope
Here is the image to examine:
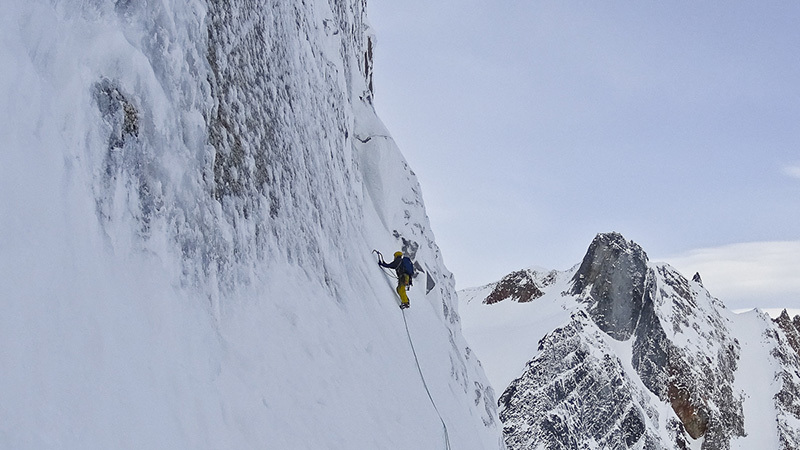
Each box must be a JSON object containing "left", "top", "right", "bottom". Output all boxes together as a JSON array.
[
  {"left": 460, "top": 233, "right": 800, "bottom": 450},
  {"left": 0, "top": 1, "right": 502, "bottom": 448}
]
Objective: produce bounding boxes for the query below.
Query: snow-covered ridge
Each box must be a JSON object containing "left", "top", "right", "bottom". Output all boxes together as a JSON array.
[
  {"left": 460, "top": 232, "right": 800, "bottom": 450},
  {"left": 1, "top": 1, "right": 503, "bottom": 448}
]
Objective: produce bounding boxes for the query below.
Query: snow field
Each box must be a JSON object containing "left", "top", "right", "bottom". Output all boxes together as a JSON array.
[
  {"left": 459, "top": 268, "right": 577, "bottom": 394},
  {"left": 726, "top": 309, "right": 781, "bottom": 449}
]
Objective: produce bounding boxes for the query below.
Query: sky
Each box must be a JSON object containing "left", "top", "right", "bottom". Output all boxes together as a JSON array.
[{"left": 367, "top": 1, "right": 800, "bottom": 310}]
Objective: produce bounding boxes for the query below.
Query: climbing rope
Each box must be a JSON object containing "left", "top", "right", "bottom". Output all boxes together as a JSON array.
[
  {"left": 401, "top": 309, "right": 452, "bottom": 450},
  {"left": 374, "top": 249, "right": 449, "bottom": 448}
]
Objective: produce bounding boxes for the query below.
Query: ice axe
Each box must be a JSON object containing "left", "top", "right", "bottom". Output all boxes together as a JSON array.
[{"left": 372, "top": 249, "right": 386, "bottom": 265}]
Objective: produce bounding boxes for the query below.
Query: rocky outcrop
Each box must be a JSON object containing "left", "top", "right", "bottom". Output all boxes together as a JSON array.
[
  {"left": 774, "top": 310, "right": 800, "bottom": 356},
  {"left": 771, "top": 311, "right": 800, "bottom": 449},
  {"left": 499, "top": 311, "right": 664, "bottom": 449},
  {"left": 485, "top": 269, "right": 556, "bottom": 304},
  {"left": 568, "top": 232, "right": 649, "bottom": 340},
  {"left": 656, "top": 264, "right": 743, "bottom": 449}
]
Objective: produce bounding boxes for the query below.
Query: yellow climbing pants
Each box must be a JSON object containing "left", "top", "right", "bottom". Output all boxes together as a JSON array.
[{"left": 397, "top": 274, "right": 410, "bottom": 306}]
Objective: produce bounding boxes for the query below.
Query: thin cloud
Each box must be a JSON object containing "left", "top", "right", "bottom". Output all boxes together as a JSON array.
[
  {"left": 783, "top": 164, "right": 800, "bottom": 179},
  {"left": 661, "top": 241, "right": 800, "bottom": 311}
]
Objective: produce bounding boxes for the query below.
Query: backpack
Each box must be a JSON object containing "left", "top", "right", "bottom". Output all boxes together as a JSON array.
[{"left": 400, "top": 256, "right": 415, "bottom": 280}]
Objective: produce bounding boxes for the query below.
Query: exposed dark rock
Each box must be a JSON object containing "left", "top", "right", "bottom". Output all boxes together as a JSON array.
[
  {"left": 485, "top": 270, "right": 544, "bottom": 304},
  {"left": 667, "top": 359, "right": 708, "bottom": 439},
  {"left": 630, "top": 271, "right": 669, "bottom": 397},
  {"left": 771, "top": 310, "right": 800, "bottom": 449},
  {"left": 93, "top": 78, "right": 140, "bottom": 151},
  {"left": 92, "top": 78, "right": 161, "bottom": 235},
  {"left": 569, "top": 232, "right": 649, "bottom": 341},
  {"left": 499, "top": 312, "right": 663, "bottom": 449},
  {"left": 692, "top": 272, "right": 703, "bottom": 286},
  {"left": 634, "top": 263, "right": 743, "bottom": 450},
  {"left": 774, "top": 310, "right": 800, "bottom": 356}
]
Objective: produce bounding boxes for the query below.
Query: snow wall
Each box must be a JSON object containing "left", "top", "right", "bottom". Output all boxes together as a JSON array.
[{"left": 0, "top": 1, "right": 503, "bottom": 448}]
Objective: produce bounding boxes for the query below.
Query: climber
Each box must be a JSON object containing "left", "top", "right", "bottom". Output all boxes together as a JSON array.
[{"left": 377, "top": 250, "right": 414, "bottom": 309}]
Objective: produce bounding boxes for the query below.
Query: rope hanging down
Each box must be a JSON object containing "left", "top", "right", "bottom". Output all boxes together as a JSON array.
[
  {"left": 402, "top": 310, "right": 452, "bottom": 450},
  {"left": 374, "top": 249, "right": 449, "bottom": 448}
]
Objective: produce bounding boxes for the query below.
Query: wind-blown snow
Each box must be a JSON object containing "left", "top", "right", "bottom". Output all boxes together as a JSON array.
[{"left": 0, "top": 1, "right": 502, "bottom": 448}]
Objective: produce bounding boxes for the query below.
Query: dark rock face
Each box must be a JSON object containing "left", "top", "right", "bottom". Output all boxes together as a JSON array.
[
  {"left": 569, "top": 232, "right": 649, "bottom": 341},
  {"left": 771, "top": 311, "right": 800, "bottom": 449},
  {"left": 92, "top": 78, "right": 160, "bottom": 235},
  {"left": 653, "top": 265, "right": 744, "bottom": 449},
  {"left": 499, "top": 312, "right": 663, "bottom": 449},
  {"left": 774, "top": 310, "right": 800, "bottom": 355},
  {"left": 485, "top": 269, "right": 548, "bottom": 304},
  {"left": 630, "top": 272, "right": 668, "bottom": 397}
]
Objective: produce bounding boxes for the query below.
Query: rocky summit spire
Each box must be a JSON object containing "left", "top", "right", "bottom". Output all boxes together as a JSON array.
[{"left": 568, "top": 232, "right": 650, "bottom": 341}]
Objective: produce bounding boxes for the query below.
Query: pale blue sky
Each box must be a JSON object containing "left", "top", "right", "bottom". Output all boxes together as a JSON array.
[{"left": 368, "top": 1, "right": 800, "bottom": 308}]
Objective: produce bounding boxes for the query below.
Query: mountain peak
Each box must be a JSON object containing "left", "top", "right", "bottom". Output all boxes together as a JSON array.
[
  {"left": 568, "top": 232, "right": 649, "bottom": 340},
  {"left": 461, "top": 232, "right": 758, "bottom": 449}
]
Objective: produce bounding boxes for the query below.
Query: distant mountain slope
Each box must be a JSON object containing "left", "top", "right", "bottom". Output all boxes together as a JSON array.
[{"left": 460, "top": 232, "right": 800, "bottom": 449}]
